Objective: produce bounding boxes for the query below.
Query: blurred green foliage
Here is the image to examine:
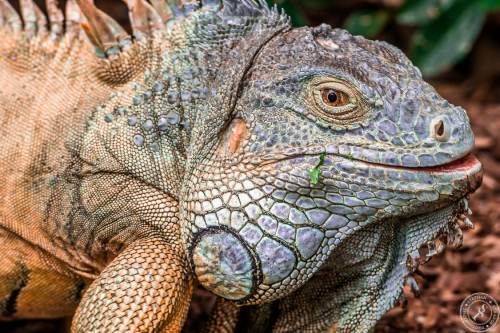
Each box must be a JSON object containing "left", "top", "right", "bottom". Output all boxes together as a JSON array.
[{"left": 267, "top": 0, "right": 500, "bottom": 77}]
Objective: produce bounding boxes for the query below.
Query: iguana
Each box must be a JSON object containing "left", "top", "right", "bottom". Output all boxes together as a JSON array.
[{"left": 0, "top": 0, "right": 483, "bottom": 332}]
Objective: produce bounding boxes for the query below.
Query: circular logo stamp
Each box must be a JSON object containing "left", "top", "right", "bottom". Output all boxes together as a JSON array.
[{"left": 460, "top": 293, "right": 499, "bottom": 332}]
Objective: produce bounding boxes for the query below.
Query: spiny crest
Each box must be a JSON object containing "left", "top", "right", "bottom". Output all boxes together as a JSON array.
[
  {"left": 0, "top": 0, "right": 288, "bottom": 59},
  {"left": 0, "top": 0, "right": 81, "bottom": 39}
]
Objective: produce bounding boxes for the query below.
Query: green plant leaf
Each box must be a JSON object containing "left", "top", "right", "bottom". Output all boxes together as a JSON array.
[
  {"left": 307, "top": 152, "right": 326, "bottom": 185},
  {"left": 397, "top": 0, "right": 458, "bottom": 25},
  {"left": 307, "top": 168, "right": 321, "bottom": 185},
  {"left": 344, "top": 9, "right": 390, "bottom": 38},
  {"left": 409, "top": 0, "right": 485, "bottom": 77},
  {"left": 479, "top": 0, "right": 500, "bottom": 11}
]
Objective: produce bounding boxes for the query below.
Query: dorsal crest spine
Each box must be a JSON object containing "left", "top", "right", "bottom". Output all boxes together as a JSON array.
[{"left": 0, "top": 0, "right": 287, "bottom": 59}]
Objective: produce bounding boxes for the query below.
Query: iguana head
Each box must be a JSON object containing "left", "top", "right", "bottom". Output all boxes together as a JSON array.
[{"left": 183, "top": 10, "right": 482, "bottom": 308}]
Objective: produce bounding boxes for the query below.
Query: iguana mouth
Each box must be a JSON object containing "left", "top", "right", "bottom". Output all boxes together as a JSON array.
[
  {"left": 415, "top": 154, "right": 480, "bottom": 172},
  {"left": 347, "top": 153, "right": 483, "bottom": 196},
  {"left": 360, "top": 153, "right": 481, "bottom": 174}
]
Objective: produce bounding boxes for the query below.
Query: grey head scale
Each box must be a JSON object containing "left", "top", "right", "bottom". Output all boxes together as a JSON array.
[{"left": 163, "top": 0, "right": 483, "bottom": 328}]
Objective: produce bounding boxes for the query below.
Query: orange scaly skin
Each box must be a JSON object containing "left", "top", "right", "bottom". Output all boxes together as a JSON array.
[
  {"left": 0, "top": 30, "right": 193, "bottom": 331},
  {"left": 0, "top": 1, "right": 195, "bottom": 332},
  {"left": 0, "top": 9, "right": 108, "bottom": 321}
]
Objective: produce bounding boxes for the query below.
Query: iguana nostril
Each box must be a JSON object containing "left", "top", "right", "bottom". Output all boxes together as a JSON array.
[
  {"left": 436, "top": 120, "right": 444, "bottom": 136},
  {"left": 431, "top": 117, "right": 449, "bottom": 142}
]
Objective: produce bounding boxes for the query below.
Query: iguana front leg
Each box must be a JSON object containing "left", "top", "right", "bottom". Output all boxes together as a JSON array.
[{"left": 72, "top": 236, "right": 193, "bottom": 333}]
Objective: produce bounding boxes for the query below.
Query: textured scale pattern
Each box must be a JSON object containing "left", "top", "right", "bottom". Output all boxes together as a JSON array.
[
  {"left": 0, "top": 0, "right": 482, "bottom": 332},
  {"left": 72, "top": 237, "right": 193, "bottom": 332}
]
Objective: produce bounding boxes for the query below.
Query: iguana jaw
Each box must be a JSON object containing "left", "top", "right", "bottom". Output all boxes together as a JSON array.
[
  {"left": 352, "top": 152, "right": 482, "bottom": 200},
  {"left": 315, "top": 151, "right": 482, "bottom": 223},
  {"left": 271, "top": 150, "right": 482, "bottom": 204},
  {"left": 374, "top": 155, "right": 482, "bottom": 304}
]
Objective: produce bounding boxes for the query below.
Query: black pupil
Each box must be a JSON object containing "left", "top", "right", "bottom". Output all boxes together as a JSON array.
[{"left": 327, "top": 90, "right": 338, "bottom": 103}]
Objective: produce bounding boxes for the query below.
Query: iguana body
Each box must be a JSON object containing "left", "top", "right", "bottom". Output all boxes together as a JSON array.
[{"left": 0, "top": 1, "right": 482, "bottom": 332}]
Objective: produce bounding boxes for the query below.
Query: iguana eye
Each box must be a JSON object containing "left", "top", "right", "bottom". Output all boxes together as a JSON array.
[
  {"left": 310, "top": 79, "right": 362, "bottom": 126},
  {"left": 320, "top": 89, "right": 349, "bottom": 107}
]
